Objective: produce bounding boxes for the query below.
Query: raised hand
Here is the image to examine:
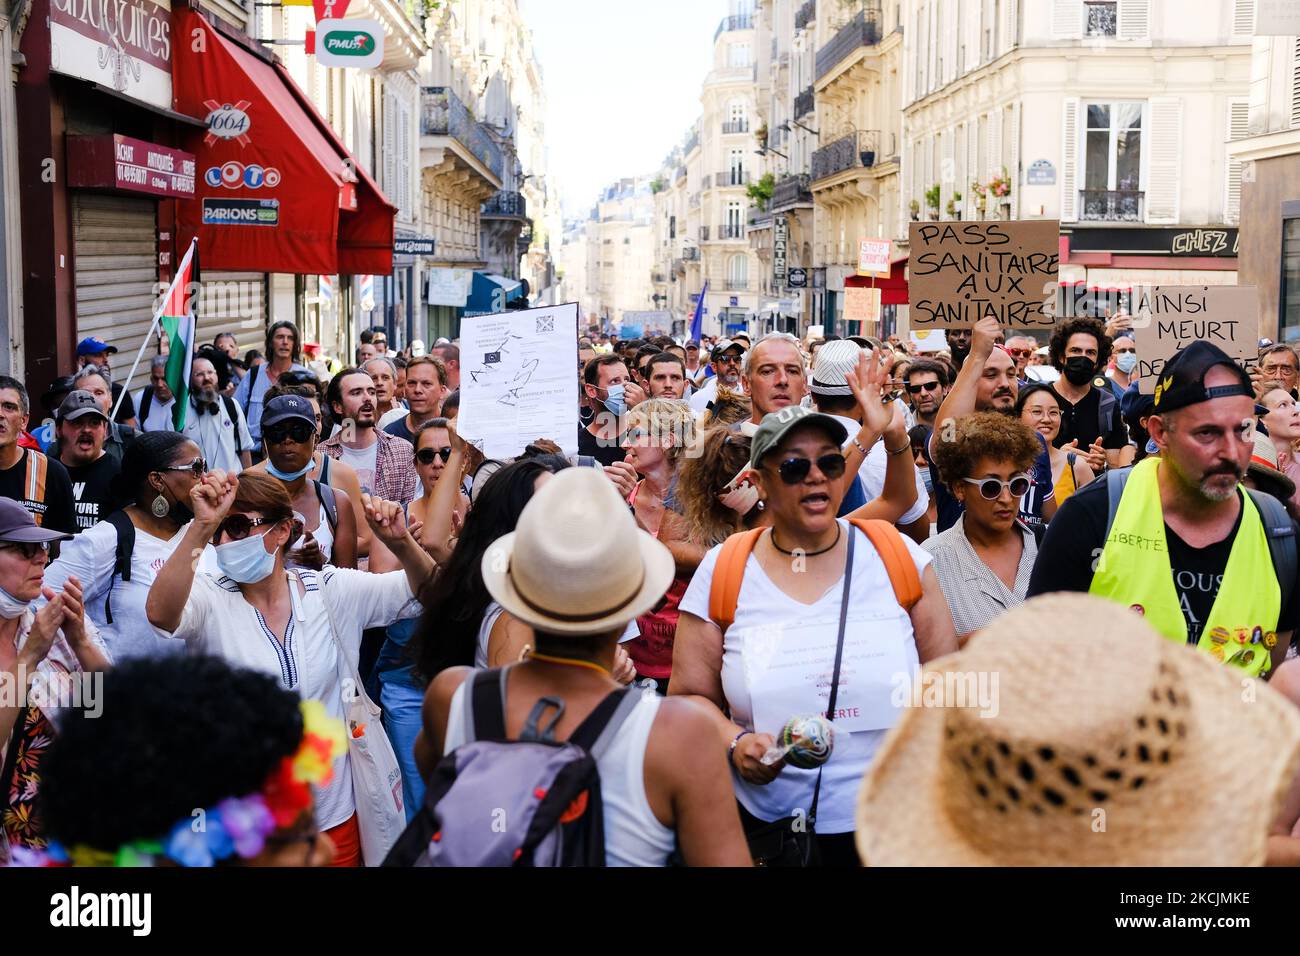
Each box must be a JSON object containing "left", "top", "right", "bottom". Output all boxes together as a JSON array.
[
  {"left": 290, "top": 531, "right": 325, "bottom": 571},
  {"left": 603, "top": 459, "right": 639, "bottom": 500},
  {"left": 362, "top": 494, "right": 410, "bottom": 546},
  {"left": 846, "top": 348, "right": 892, "bottom": 437},
  {"left": 20, "top": 587, "right": 64, "bottom": 669},
  {"left": 190, "top": 470, "right": 237, "bottom": 526},
  {"left": 57, "top": 575, "right": 88, "bottom": 648},
  {"left": 971, "top": 316, "right": 1003, "bottom": 362}
]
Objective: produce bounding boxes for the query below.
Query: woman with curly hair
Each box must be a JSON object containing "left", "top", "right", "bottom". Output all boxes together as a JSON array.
[
  {"left": 702, "top": 386, "right": 751, "bottom": 428},
  {"left": 677, "top": 426, "right": 766, "bottom": 548},
  {"left": 924, "top": 412, "right": 1043, "bottom": 643}
]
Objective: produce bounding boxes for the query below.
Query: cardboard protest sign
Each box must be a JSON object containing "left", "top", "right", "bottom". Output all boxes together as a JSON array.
[
  {"left": 1132, "top": 286, "right": 1260, "bottom": 393},
  {"left": 843, "top": 287, "right": 881, "bottom": 331},
  {"left": 857, "top": 238, "right": 891, "bottom": 278},
  {"left": 908, "top": 220, "right": 1059, "bottom": 330}
]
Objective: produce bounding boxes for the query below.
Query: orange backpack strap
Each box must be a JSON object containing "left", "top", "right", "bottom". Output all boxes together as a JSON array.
[
  {"left": 707, "top": 527, "right": 766, "bottom": 633},
  {"left": 850, "top": 518, "right": 923, "bottom": 610},
  {"left": 25, "top": 452, "right": 48, "bottom": 524}
]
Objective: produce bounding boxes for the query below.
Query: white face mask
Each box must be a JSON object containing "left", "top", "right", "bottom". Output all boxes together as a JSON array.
[
  {"left": 0, "top": 583, "right": 31, "bottom": 619},
  {"left": 718, "top": 469, "right": 760, "bottom": 515}
]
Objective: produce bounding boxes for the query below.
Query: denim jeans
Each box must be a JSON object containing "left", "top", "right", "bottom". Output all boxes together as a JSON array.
[{"left": 380, "top": 678, "right": 427, "bottom": 822}]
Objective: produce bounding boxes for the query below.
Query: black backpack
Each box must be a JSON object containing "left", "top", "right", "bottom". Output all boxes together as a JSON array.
[
  {"left": 103, "top": 510, "right": 136, "bottom": 625},
  {"left": 383, "top": 667, "right": 640, "bottom": 867}
]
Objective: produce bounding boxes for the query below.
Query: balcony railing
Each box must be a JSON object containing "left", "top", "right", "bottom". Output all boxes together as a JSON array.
[
  {"left": 714, "top": 13, "right": 754, "bottom": 41},
  {"left": 652, "top": 272, "right": 667, "bottom": 283},
  {"left": 481, "top": 190, "right": 527, "bottom": 219},
  {"left": 675, "top": 165, "right": 687, "bottom": 182},
  {"left": 772, "top": 174, "right": 814, "bottom": 210},
  {"left": 722, "top": 119, "right": 750, "bottom": 135},
  {"left": 682, "top": 246, "right": 700, "bottom": 261},
  {"left": 718, "top": 223, "right": 746, "bottom": 239},
  {"left": 700, "top": 225, "right": 711, "bottom": 241},
  {"left": 811, "top": 130, "right": 879, "bottom": 182},
  {"left": 794, "top": 86, "right": 815, "bottom": 120},
  {"left": 701, "top": 174, "right": 713, "bottom": 189},
  {"left": 689, "top": 192, "right": 701, "bottom": 208},
  {"left": 795, "top": 0, "right": 816, "bottom": 31},
  {"left": 815, "top": 5, "right": 882, "bottom": 82},
  {"left": 684, "top": 130, "right": 700, "bottom": 154},
  {"left": 420, "top": 87, "right": 504, "bottom": 181},
  {"left": 1079, "top": 189, "right": 1144, "bottom": 222},
  {"left": 748, "top": 202, "right": 772, "bottom": 226},
  {"left": 715, "top": 169, "right": 751, "bottom": 187}
]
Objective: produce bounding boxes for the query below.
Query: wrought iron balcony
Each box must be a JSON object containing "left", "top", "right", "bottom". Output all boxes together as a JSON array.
[
  {"left": 718, "top": 223, "right": 746, "bottom": 240},
  {"left": 722, "top": 119, "right": 750, "bottom": 135},
  {"left": 481, "top": 190, "right": 527, "bottom": 219},
  {"left": 714, "top": 13, "right": 754, "bottom": 41},
  {"left": 748, "top": 203, "right": 772, "bottom": 228},
  {"left": 815, "top": 5, "right": 882, "bottom": 83},
  {"left": 652, "top": 272, "right": 667, "bottom": 283},
  {"left": 715, "top": 169, "right": 751, "bottom": 187},
  {"left": 684, "top": 130, "right": 700, "bottom": 154},
  {"left": 771, "top": 174, "right": 813, "bottom": 210},
  {"left": 1079, "top": 189, "right": 1144, "bottom": 222},
  {"left": 682, "top": 246, "right": 700, "bottom": 261},
  {"left": 700, "top": 225, "right": 711, "bottom": 241},
  {"left": 811, "top": 130, "right": 879, "bottom": 182},
  {"left": 795, "top": 0, "right": 816, "bottom": 31},
  {"left": 724, "top": 279, "right": 753, "bottom": 291},
  {"left": 420, "top": 87, "right": 504, "bottom": 181},
  {"left": 794, "top": 86, "right": 815, "bottom": 120},
  {"left": 702, "top": 174, "right": 713, "bottom": 189}
]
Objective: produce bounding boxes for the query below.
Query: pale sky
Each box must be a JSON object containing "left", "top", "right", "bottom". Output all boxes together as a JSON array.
[{"left": 518, "top": 0, "right": 727, "bottom": 218}]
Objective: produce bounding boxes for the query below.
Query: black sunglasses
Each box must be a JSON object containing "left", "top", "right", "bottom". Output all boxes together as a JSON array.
[
  {"left": 213, "top": 513, "right": 279, "bottom": 543},
  {"left": 962, "top": 475, "right": 1033, "bottom": 500},
  {"left": 774, "top": 453, "right": 847, "bottom": 485},
  {"left": 0, "top": 541, "right": 50, "bottom": 561},
  {"left": 907, "top": 381, "right": 940, "bottom": 394},
  {"left": 265, "top": 421, "right": 316, "bottom": 445},
  {"left": 415, "top": 446, "right": 452, "bottom": 465}
]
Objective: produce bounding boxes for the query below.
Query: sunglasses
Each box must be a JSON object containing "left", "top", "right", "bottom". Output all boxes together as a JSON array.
[
  {"left": 1006, "top": 349, "right": 1033, "bottom": 359},
  {"left": 962, "top": 474, "right": 1033, "bottom": 500},
  {"left": 717, "top": 355, "right": 743, "bottom": 365},
  {"left": 774, "top": 453, "right": 847, "bottom": 485},
  {"left": 416, "top": 446, "right": 452, "bottom": 465},
  {"left": 0, "top": 541, "right": 50, "bottom": 561},
  {"left": 265, "top": 422, "right": 316, "bottom": 445},
  {"left": 159, "top": 457, "right": 207, "bottom": 478},
  {"left": 907, "top": 381, "right": 941, "bottom": 394},
  {"left": 213, "top": 514, "right": 280, "bottom": 543}
]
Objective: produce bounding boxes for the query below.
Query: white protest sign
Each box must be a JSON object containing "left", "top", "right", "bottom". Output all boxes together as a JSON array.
[
  {"left": 458, "top": 302, "right": 580, "bottom": 459},
  {"left": 857, "top": 238, "right": 891, "bottom": 278},
  {"left": 1132, "top": 286, "right": 1260, "bottom": 394}
]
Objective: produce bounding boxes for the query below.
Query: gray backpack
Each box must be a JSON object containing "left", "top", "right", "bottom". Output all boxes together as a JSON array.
[{"left": 383, "top": 666, "right": 641, "bottom": 867}]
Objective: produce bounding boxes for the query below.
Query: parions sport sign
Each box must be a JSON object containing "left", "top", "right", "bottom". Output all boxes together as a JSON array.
[{"left": 50, "top": 0, "right": 172, "bottom": 110}]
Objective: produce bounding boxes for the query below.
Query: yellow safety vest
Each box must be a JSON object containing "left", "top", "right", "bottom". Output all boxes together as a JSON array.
[{"left": 1089, "top": 456, "right": 1280, "bottom": 676}]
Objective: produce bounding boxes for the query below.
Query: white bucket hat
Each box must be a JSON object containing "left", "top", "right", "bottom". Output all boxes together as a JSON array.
[
  {"left": 481, "top": 467, "right": 676, "bottom": 636},
  {"left": 810, "top": 339, "right": 864, "bottom": 396}
]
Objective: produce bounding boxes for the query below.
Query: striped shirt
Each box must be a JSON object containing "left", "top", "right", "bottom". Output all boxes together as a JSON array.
[{"left": 922, "top": 516, "right": 1038, "bottom": 638}]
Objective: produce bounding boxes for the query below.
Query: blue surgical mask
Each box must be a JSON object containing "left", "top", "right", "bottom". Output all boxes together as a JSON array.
[
  {"left": 214, "top": 531, "right": 278, "bottom": 584},
  {"left": 267, "top": 460, "right": 314, "bottom": 481},
  {"left": 1115, "top": 353, "right": 1138, "bottom": 374},
  {"left": 600, "top": 383, "right": 627, "bottom": 417}
]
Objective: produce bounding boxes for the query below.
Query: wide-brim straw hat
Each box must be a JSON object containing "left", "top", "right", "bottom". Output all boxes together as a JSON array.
[
  {"left": 856, "top": 593, "right": 1300, "bottom": 866},
  {"left": 481, "top": 466, "right": 676, "bottom": 636}
]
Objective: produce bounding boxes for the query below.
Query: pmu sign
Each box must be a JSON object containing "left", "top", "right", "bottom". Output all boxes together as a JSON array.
[
  {"left": 773, "top": 215, "right": 789, "bottom": 288},
  {"left": 314, "top": 18, "right": 384, "bottom": 69}
]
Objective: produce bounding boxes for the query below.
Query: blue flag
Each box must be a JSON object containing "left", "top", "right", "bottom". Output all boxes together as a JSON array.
[{"left": 689, "top": 280, "right": 708, "bottom": 343}]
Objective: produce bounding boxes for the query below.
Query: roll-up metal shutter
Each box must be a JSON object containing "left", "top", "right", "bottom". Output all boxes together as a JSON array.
[
  {"left": 197, "top": 270, "right": 269, "bottom": 360},
  {"left": 72, "top": 193, "right": 158, "bottom": 394}
]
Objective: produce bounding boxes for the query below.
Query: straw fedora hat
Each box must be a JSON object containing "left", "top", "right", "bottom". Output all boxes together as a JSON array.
[
  {"left": 480, "top": 466, "right": 676, "bottom": 636},
  {"left": 856, "top": 593, "right": 1300, "bottom": 866}
]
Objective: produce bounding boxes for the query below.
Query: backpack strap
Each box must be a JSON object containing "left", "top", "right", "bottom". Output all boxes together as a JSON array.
[
  {"left": 707, "top": 527, "right": 765, "bottom": 633},
  {"left": 103, "top": 510, "right": 136, "bottom": 625},
  {"left": 1096, "top": 384, "right": 1118, "bottom": 441},
  {"left": 313, "top": 480, "right": 338, "bottom": 535},
  {"left": 569, "top": 687, "right": 640, "bottom": 760},
  {"left": 221, "top": 394, "right": 239, "bottom": 432},
  {"left": 465, "top": 667, "right": 509, "bottom": 743},
  {"left": 242, "top": 363, "right": 260, "bottom": 415},
  {"left": 319, "top": 454, "right": 332, "bottom": 483},
  {"left": 24, "top": 450, "right": 48, "bottom": 519},
  {"left": 138, "top": 387, "right": 153, "bottom": 426},
  {"left": 848, "top": 518, "right": 923, "bottom": 610},
  {"left": 1104, "top": 466, "right": 1133, "bottom": 539},
  {"left": 1245, "top": 488, "right": 1297, "bottom": 629}
]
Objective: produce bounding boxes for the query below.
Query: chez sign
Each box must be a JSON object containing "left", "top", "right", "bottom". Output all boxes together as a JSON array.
[{"left": 49, "top": 0, "right": 172, "bottom": 109}]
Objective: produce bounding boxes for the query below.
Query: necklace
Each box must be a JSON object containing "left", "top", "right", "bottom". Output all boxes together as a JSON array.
[
  {"left": 769, "top": 523, "right": 842, "bottom": 557},
  {"left": 528, "top": 651, "right": 610, "bottom": 676}
]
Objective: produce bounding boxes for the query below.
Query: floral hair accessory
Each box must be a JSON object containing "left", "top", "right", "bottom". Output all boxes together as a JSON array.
[{"left": 5, "top": 701, "right": 345, "bottom": 868}]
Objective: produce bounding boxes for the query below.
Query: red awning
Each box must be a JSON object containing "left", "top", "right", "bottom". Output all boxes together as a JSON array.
[
  {"left": 845, "top": 259, "right": 909, "bottom": 306},
  {"left": 171, "top": 9, "right": 395, "bottom": 275}
]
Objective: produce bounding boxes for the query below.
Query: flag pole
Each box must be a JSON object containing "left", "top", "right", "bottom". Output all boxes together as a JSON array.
[{"left": 109, "top": 237, "right": 197, "bottom": 422}]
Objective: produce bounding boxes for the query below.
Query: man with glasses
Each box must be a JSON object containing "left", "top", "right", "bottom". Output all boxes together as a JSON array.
[
  {"left": 1256, "top": 343, "right": 1299, "bottom": 401},
  {"left": 55, "top": 391, "right": 119, "bottom": 532},
  {"left": 0, "top": 375, "right": 76, "bottom": 534},
  {"left": 688, "top": 339, "right": 747, "bottom": 413},
  {"left": 183, "top": 356, "right": 254, "bottom": 474},
  {"left": 1107, "top": 334, "right": 1138, "bottom": 398},
  {"left": 902, "top": 359, "right": 951, "bottom": 431},
  {"left": 1003, "top": 336, "right": 1037, "bottom": 381}
]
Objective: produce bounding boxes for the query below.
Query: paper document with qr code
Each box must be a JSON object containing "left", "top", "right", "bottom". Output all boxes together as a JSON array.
[{"left": 458, "top": 302, "right": 580, "bottom": 460}]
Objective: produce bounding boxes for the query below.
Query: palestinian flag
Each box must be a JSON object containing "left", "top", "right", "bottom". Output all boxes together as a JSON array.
[{"left": 159, "top": 239, "right": 199, "bottom": 430}]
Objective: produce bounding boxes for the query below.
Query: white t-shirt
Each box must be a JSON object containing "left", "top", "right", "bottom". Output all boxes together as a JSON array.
[
  {"left": 339, "top": 441, "right": 379, "bottom": 495},
  {"left": 688, "top": 378, "right": 718, "bottom": 413},
  {"left": 825, "top": 413, "right": 930, "bottom": 526},
  {"left": 42, "top": 520, "right": 220, "bottom": 661},
  {"left": 183, "top": 399, "right": 254, "bottom": 474},
  {"left": 156, "top": 566, "right": 421, "bottom": 829},
  {"left": 377, "top": 406, "right": 408, "bottom": 430},
  {"left": 135, "top": 388, "right": 176, "bottom": 432},
  {"left": 677, "top": 519, "right": 932, "bottom": 833}
]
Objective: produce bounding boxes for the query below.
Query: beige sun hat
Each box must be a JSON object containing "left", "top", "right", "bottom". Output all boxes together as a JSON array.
[
  {"left": 856, "top": 593, "right": 1300, "bottom": 866},
  {"left": 480, "top": 466, "right": 676, "bottom": 636}
]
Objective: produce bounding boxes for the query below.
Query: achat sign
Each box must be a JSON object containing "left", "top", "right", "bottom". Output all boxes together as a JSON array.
[{"left": 314, "top": 18, "right": 384, "bottom": 69}]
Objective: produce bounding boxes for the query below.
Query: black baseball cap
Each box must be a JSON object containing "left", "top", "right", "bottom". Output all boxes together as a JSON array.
[
  {"left": 56, "top": 390, "right": 110, "bottom": 424},
  {"left": 1151, "top": 341, "right": 1253, "bottom": 414},
  {"left": 260, "top": 394, "right": 317, "bottom": 430}
]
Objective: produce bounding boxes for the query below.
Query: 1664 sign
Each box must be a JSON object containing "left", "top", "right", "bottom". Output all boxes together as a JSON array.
[{"left": 773, "top": 215, "right": 789, "bottom": 288}]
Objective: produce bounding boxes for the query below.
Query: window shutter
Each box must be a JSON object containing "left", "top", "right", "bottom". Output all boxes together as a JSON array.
[
  {"left": 1118, "top": 0, "right": 1149, "bottom": 40},
  {"left": 986, "top": 108, "right": 1003, "bottom": 190},
  {"left": 382, "top": 91, "right": 396, "bottom": 203},
  {"left": 942, "top": 129, "right": 955, "bottom": 207},
  {"left": 1052, "top": 0, "right": 1081, "bottom": 38},
  {"left": 964, "top": 0, "right": 981, "bottom": 74},
  {"left": 1008, "top": 101, "right": 1022, "bottom": 218},
  {"left": 1000, "top": 0, "right": 1018, "bottom": 54},
  {"left": 1224, "top": 98, "right": 1249, "bottom": 226},
  {"left": 399, "top": 100, "right": 412, "bottom": 218},
  {"left": 944, "top": 4, "right": 959, "bottom": 84},
  {"left": 1060, "top": 97, "right": 1080, "bottom": 222},
  {"left": 1146, "top": 97, "right": 1183, "bottom": 224},
  {"left": 1231, "top": 0, "right": 1255, "bottom": 37},
  {"left": 966, "top": 120, "right": 980, "bottom": 217},
  {"left": 1292, "top": 37, "right": 1300, "bottom": 129}
]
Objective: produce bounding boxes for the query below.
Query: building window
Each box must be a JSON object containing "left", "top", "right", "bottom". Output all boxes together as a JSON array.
[
  {"left": 728, "top": 42, "right": 751, "bottom": 68},
  {"left": 1085, "top": 1, "right": 1118, "bottom": 37},
  {"left": 1082, "top": 101, "right": 1143, "bottom": 221},
  {"left": 1284, "top": 217, "right": 1300, "bottom": 341}
]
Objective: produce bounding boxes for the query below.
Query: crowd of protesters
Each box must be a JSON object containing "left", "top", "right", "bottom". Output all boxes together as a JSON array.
[{"left": 3, "top": 310, "right": 1300, "bottom": 869}]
